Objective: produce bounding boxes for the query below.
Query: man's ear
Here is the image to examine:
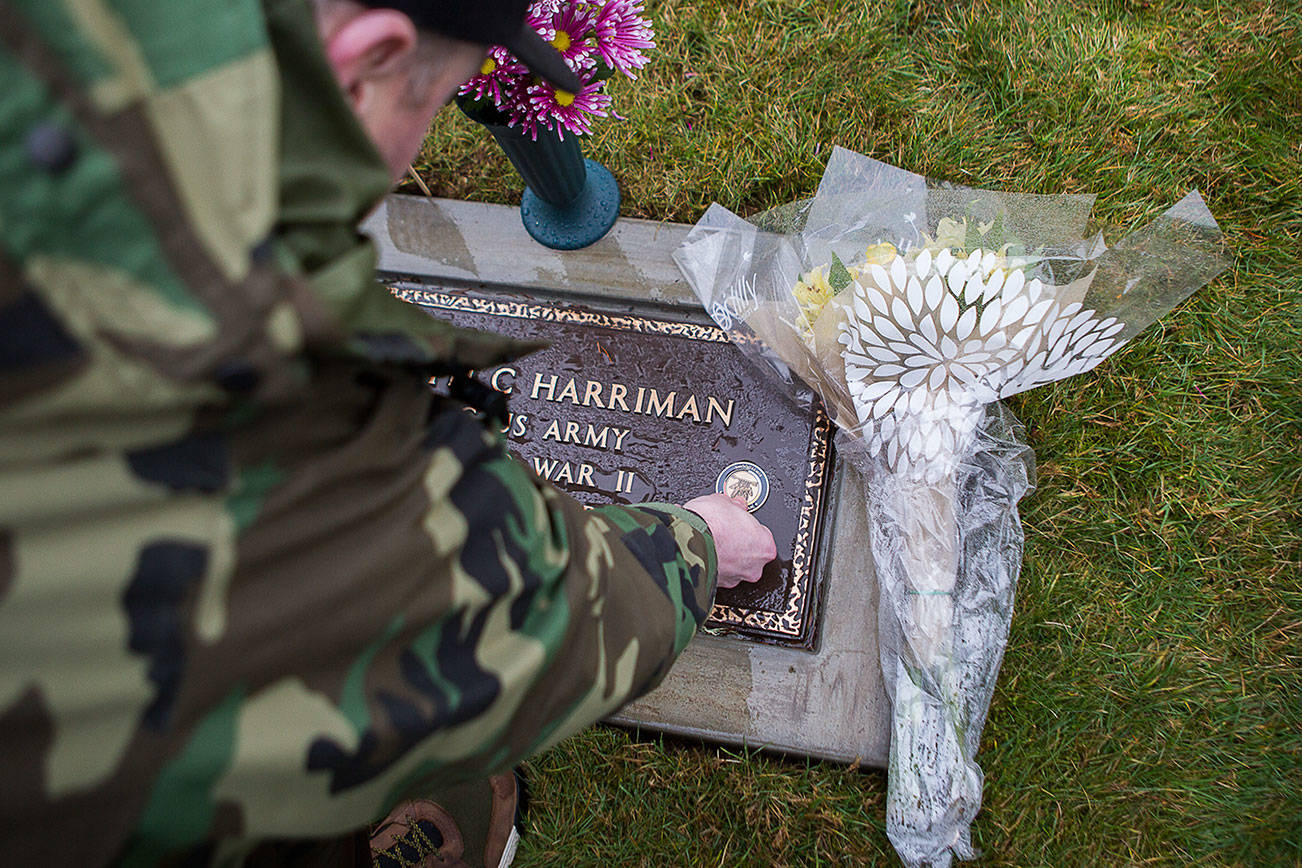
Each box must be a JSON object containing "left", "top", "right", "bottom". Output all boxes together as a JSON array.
[{"left": 322, "top": 8, "right": 419, "bottom": 104}]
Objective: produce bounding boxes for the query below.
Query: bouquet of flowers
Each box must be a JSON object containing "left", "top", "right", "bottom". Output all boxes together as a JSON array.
[
  {"left": 456, "top": 0, "right": 655, "bottom": 139},
  {"left": 674, "top": 148, "right": 1229, "bottom": 867}
]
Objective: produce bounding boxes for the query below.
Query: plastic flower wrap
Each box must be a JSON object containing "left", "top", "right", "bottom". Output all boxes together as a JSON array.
[
  {"left": 674, "top": 148, "right": 1229, "bottom": 867},
  {"left": 457, "top": 0, "right": 654, "bottom": 140}
]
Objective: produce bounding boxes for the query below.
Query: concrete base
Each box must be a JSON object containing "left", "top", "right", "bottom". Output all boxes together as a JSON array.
[{"left": 362, "top": 195, "right": 890, "bottom": 766}]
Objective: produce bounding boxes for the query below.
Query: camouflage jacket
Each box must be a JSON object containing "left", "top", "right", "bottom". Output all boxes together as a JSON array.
[{"left": 0, "top": 0, "right": 717, "bottom": 864}]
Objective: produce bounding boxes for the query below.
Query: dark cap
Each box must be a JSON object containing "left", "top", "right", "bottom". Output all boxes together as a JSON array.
[{"left": 358, "top": 0, "right": 584, "bottom": 93}]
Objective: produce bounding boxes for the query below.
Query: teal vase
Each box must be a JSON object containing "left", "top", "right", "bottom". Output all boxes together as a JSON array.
[{"left": 480, "top": 121, "right": 621, "bottom": 251}]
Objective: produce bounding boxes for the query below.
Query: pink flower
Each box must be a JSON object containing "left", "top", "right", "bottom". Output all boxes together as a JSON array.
[
  {"left": 536, "top": 1, "right": 601, "bottom": 73},
  {"left": 458, "top": 46, "right": 527, "bottom": 107},
  {"left": 518, "top": 80, "right": 612, "bottom": 140},
  {"left": 456, "top": 0, "right": 652, "bottom": 138},
  {"left": 592, "top": 0, "right": 655, "bottom": 77}
]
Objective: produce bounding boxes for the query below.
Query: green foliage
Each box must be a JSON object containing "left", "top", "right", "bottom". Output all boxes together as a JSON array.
[
  {"left": 827, "top": 251, "right": 853, "bottom": 293},
  {"left": 415, "top": 0, "right": 1302, "bottom": 864}
]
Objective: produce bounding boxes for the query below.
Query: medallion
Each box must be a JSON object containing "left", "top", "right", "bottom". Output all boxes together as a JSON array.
[{"left": 716, "top": 461, "right": 770, "bottom": 512}]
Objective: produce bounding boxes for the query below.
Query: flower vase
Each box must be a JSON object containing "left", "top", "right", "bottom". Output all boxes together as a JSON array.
[{"left": 480, "top": 121, "right": 621, "bottom": 251}]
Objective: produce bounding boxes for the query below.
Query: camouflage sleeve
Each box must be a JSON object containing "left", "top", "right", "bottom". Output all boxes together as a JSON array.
[
  {"left": 172, "top": 380, "right": 721, "bottom": 864},
  {"left": 347, "top": 392, "right": 720, "bottom": 773}
]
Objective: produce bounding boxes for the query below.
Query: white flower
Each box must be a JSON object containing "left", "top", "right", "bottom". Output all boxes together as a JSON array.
[{"left": 837, "top": 247, "right": 1126, "bottom": 474}]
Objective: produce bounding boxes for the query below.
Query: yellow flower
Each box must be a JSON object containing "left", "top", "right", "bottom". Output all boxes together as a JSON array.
[
  {"left": 848, "top": 242, "right": 898, "bottom": 284},
  {"left": 929, "top": 218, "right": 967, "bottom": 252},
  {"left": 862, "top": 241, "right": 898, "bottom": 266},
  {"left": 793, "top": 266, "right": 835, "bottom": 334}
]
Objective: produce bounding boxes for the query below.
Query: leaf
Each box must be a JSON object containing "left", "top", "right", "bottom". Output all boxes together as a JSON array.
[
  {"left": 999, "top": 295, "right": 1030, "bottom": 328},
  {"left": 1024, "top": 299, "right": 1055, "bottom": 325},
  {"left": 934, "top": 247, "right": 954, "bottom": 275},
  {"left": 984, "top": 212, "right": 1006, "bottom": 247},
  {"left": 939, "top": 294, "right": 960, "bottom": 332},
  {"left": 866, "top": 345, "right": 899, "bottom": 362},
  {"left": 828, "top": 252, "right": 853, "bottom": 293},
  {"left": 982, "top": 268, "right": 1005, "bottom": 302},
  {"left": 916, "top": 248, "right": 933, "bottom": 280},
  {"left": 979, "top": 300, "right": 1003, "bottom": 335},
  {"left": 859, "top": 380, "right": 895, "bottom": 401},
  {"left": 925, "top": 275, "right": 944, "bottom": 310},
  {"left": 864, "top": 284, "right": 890, "bottom": 314},
  {"left": 906, "top": 277, "right": 924, "bottom": 314},
  {"left": 890, "top": 256, "right": 908, "bottom": 291},
  {"left": 956, "top": 306, "right": 977, "bottom": 338},
  {"left": 1002, "top": 268, "right": 1026, "bottom": 300}
]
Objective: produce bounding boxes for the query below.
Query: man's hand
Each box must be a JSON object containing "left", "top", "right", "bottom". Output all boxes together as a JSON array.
[{"left": 683, "top": 493, "right": 777, "bottom": 589}]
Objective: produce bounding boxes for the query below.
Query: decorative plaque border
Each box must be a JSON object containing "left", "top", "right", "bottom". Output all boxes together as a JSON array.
[{"left": 395, "top": 286, "right": 832, "bottom": 644}]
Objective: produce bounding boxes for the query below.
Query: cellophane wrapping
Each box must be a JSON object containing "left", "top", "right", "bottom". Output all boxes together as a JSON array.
[{"left": 674, "top": 148, "right": 1228, "bottom": 867}]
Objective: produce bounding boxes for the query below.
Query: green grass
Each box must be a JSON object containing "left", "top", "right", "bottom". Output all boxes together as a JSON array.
[{"left": 413, "top": 0, "right": 1301, "bottom": 864}]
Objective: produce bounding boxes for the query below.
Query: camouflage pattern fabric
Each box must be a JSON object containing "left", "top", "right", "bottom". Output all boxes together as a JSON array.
[{"left": 0, "top": 0, "right": 718, "bottom": 864}]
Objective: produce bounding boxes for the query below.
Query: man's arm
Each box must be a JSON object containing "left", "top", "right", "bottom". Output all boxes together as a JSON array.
[{"left": 183, "top": 377, "right": 773, "bottom": 850}]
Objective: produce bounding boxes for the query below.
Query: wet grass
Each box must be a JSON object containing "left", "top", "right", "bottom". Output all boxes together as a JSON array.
[{"left": 414, "top": 0, "right": 1301, "bottom": 864}]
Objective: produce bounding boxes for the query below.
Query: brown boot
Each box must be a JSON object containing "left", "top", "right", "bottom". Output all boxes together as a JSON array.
[{"left": 369, "top": 771, "right": 524, "bottom": 868}]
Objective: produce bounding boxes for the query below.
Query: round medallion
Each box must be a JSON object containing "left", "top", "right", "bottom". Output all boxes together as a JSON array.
[{"left": 715, "top": 461, "right": 770, "bottom": 512}]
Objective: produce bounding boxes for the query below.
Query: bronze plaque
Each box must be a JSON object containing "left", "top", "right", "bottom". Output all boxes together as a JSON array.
[{"left": 394, "top": 284, "right": 832, "bottom": 647}]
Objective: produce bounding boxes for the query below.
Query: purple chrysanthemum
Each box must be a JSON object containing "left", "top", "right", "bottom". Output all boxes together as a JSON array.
[
  {"left": 592, "top": 0, "right": 655, "bottom": 77},
  {"left": 458, "top": 46, "right": 527, "bottom": 107},
  {"left": 518, "top": 80, "right": 611, "bottom": 140},
  {"left": 457, "top": 0, "right": 652, "bottom": 138},
  {"left": 535, "top": 1, "right": 600, "bottom": 72}
]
